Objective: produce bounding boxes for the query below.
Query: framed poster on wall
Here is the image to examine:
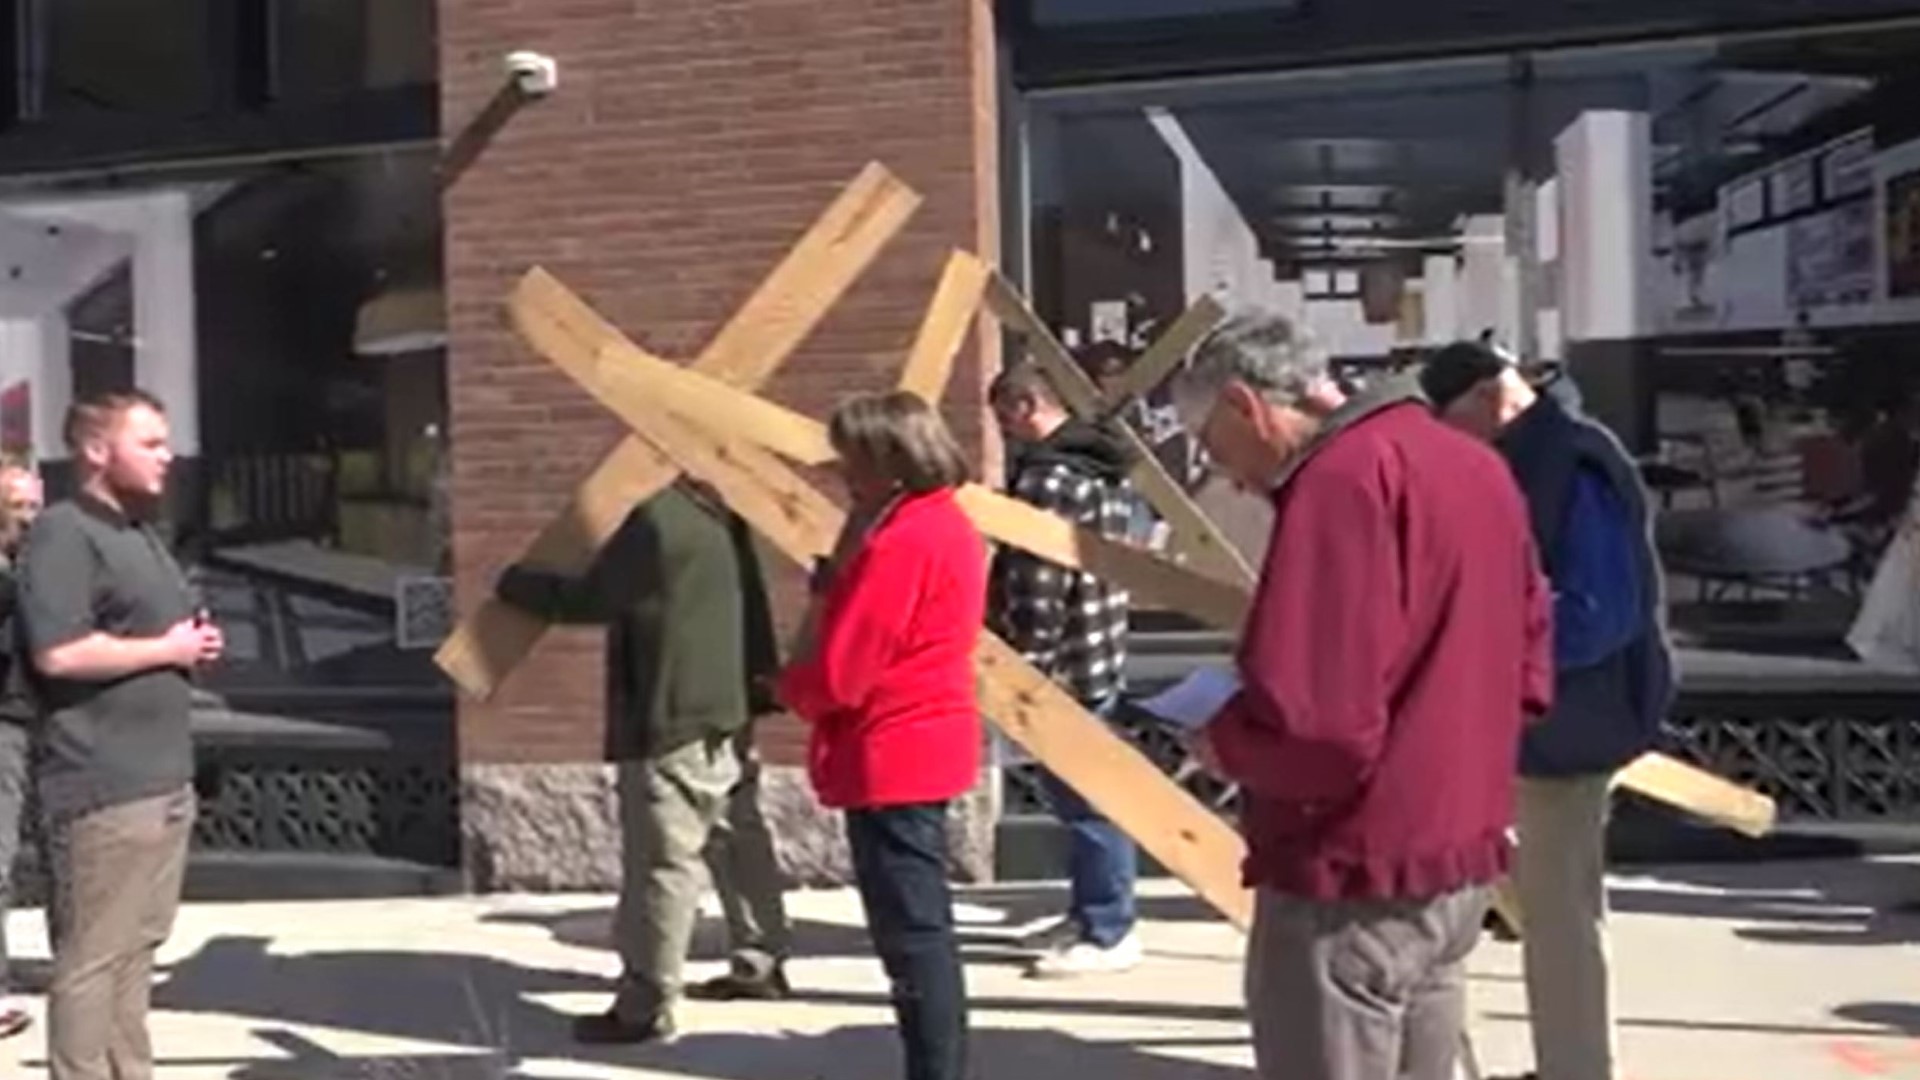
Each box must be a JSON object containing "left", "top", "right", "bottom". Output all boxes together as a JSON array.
[
  {"left": 0, "top": 382, "right": 29, "bottom": 457},
  {"left": 1887, "top": 169, "right": 1920, "bottom": 298}
]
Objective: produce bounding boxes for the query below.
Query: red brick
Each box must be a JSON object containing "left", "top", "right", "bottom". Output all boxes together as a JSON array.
[{"left": 443, "top": 0, "right": 1000, "bottom": 766}]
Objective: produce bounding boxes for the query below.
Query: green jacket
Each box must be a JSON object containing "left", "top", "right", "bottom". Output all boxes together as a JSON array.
[{"left": 495, "top": 483, "right": 779, "bottom": 760}]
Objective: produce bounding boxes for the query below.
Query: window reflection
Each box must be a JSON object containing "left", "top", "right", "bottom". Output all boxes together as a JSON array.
[
  {"left": 0, "top": 146, "right": 447, "bottom": 691},
  {"left": 1030, "top": 20, "right": 1920, "bottom": 671}
]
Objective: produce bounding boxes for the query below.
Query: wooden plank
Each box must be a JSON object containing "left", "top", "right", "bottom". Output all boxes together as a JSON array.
[
  {"left": 509, "top": 275, "right": 838, "bottom": 468},
  {"left": 696, "top": 162, "right": 923, "bottom": 387},
  {"left": 611, "top": 393, "right": 1255, "bottom": 930},
  {"left": 433, "top": 164, "right": 921, "bottom": 700},
  {"left": 507, "top": 271, "right": 1253, "bottom": 633},
  {"left": 898, "top": 251, "right": 991, "bottom": 404},
  {"left": 983, "top": 273, "right": 1256, "bottom": 588},
  {"left": 1615, "top": 751, "right": 1777, "bottom": 838},
  {"left": 1099, "top": 294, "right": 1225, "bottom": 414}
]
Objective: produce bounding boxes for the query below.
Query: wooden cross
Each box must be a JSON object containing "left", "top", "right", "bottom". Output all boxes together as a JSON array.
[
  {"left": 433, "top": 163, "right": 922, "bottom": 702},
  {"left": 984, "top": 275, "right": 1253, "bottom": 588},
  {"left": 501, "top": 267, "right": 1777, "bottom": 844},
  {"left": 494, "top": 262, "right": 1776, "bottom": 942},
  {"left": 501, "top": 267, "right": 1257, "bottom": 927}
]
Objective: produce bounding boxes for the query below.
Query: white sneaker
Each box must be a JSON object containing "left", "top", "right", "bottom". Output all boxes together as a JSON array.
[{"left": 1026, "top": 932, "right": 1144, "bottom": 979}]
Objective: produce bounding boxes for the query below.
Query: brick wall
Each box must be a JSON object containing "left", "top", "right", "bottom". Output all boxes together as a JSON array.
[{"left": 440, "top": 0, "right": 1001, "bottom": 765}]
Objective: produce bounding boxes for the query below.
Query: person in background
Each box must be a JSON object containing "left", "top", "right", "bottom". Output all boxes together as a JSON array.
[
  {"left": 0, "top": 455, "right": 42, "bottom": 1039},
  {"left": 987, "top": 363, "right": 1143, "bottom": 977},
  {"left": 778, "top": 391, "right": 984, "bottom": 1080},
  {"left": 495, "top": 476, "right": 792, "bottom": 1046},
  {"left": 1422, "top": 341, "right": 1674, "bottom": 1080},
  {"left": 22, "top": 390, "right": 225, "bottom": 1080},
  {"left": 1168, "top": 312, "right": 1552, "bottom": 1080}
]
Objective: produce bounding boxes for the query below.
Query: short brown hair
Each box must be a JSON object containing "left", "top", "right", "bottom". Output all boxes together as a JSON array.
[
  {"left": 828, "top": 391, "right": 971, "bottom": 494},
  {"left": 64, "top": 389, "right": 165, "bottom": 453},
  {"left": 988, "top": 362, "right": 1061, "bottom": 411}
]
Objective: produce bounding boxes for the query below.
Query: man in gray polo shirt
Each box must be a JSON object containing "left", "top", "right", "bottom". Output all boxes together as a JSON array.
[{"left": 18, "top": 389, "right": 222, "bottom": 1080}]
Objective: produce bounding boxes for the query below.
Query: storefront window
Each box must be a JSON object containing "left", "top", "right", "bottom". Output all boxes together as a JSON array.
[
  {"left": 1028, "top": 20, "right": 1920, "bottom": 674},
  {"left": 0, "top": 145, "right": 448, "bottom": 692},
  {"left": 18, "top": 0, "right": 434, "bottom": 120}
]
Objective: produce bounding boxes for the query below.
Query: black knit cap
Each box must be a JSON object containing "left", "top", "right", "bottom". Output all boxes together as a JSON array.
[{"left": 1419, "top": 340, "right": 1512, "bottom": 411}]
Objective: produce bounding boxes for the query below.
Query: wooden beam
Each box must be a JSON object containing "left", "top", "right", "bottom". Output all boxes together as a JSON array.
[
  {"left": 508, "top": 269, "right": 1254, "bottom": 633},
  {"left": 1615, "top": 751, "right": 1776, "bottom": 839},
  {"left": 610, "top": 392, "right": 1255, "bottom": 930},
  {"left": 983, "top": 273, "right": 1256, "bottom": 589},
  {"left": 433, "top": 164, "right": 920, "bottom": 700},
  {"left": 1099, "top": 294, "right": 1225, "bottom": 415},
  {"left": 509, "top": 274, "right": 838, "bottom": 468},
  {"left": 899, "top": 251, "right": 991, "bottom": 404}
]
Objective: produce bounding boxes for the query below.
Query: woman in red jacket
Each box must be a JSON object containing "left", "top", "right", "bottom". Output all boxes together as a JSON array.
[{"left": 777, "top": 390, "right": 984, "bottom": 1080}]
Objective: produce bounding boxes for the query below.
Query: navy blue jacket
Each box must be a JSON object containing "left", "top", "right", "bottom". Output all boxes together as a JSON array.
[{"left": 1497, "top": 386, "right": 1675, "bottom": 777}]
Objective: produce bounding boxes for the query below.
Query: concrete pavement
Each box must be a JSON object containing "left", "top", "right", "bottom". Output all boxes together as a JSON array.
[{"left": 0, "top": 856, "right": 1914, "bottom": 1080}]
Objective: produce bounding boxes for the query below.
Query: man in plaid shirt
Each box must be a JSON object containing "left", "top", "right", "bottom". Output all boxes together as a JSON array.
[{"left": 989, "top": 362, "right": 1143, "bottom": 977}]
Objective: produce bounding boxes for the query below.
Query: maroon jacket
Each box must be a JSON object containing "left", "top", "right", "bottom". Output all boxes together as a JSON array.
[{"left": 1209, "top": 381, "right": 1553, "bottom": 902}]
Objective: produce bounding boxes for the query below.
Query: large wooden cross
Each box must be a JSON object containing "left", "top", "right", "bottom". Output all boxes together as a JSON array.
[
  {"left": 475, "top": 267, "right": 1777, "bottom": 939},
  {"left": 433, "top": 164, "right": 922, "bottom": 702},
  {"left": 437, "top": 160, "right": 1776, "bottom": 937}
]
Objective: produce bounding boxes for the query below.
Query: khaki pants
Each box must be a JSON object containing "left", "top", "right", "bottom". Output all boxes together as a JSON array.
[
  {"left": 47, "top": 786, "right": 195, "bottom": 1080},
  {"left": 612, "top": 729, "right": 791, "bottom": 1022},
  {"left": 1246, "top": 885, "right": 1489, "bottom": 1080},
  {"left": 1515, "top": 775, "right": 1616, "bottom": 1080}
]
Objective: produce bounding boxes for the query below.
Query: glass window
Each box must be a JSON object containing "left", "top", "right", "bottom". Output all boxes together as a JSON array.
[
  {"left": 274, "top": 0, "right": 438, "bottom": 103},
  {"left": 43, "top": 0, "right": 225, "bottom": 117},
  {"left": 1, "top": 146, "right": 448, "bottom": 692},
  {"left": 1028, "top": 18, "right": 1920, "bottom": 674}
]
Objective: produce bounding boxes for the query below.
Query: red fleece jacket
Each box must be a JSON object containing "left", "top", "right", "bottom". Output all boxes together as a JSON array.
[
  {"left": 777, "top": 488, "right": 986, "bottom": 810},
  {"left": 1209, "top": 400, "right": 1553, "bottom": 902}
]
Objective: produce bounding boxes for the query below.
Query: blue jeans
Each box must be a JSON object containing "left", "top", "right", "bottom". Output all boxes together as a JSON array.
[
  {"left": 846, "top": 803, "right": 967, "bottom": 1080},
  {"left": 1039, "top": 697, "right": 1138, "bottom": 948}
]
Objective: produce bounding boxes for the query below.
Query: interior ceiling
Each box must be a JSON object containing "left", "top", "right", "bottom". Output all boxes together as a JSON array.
[{"left": 1168, "top": 25, "right": 1909, "bottom": 267}]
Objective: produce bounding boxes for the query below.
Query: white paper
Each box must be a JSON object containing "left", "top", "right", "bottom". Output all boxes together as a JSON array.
[{"left": 1136, "top": 665, "right": 1241, "bottom": 731}]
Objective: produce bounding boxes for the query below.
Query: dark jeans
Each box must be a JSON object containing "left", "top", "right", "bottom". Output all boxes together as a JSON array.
[
  {"left": 1039, "top": 696, "right": 1137, "bottom": 948},
  {"left": 846, "top": 803, "right": 967, "bottom": 1080}
]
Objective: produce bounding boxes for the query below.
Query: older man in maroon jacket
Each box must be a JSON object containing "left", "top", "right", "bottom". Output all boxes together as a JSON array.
[{"left": 1170, "top": 311, "right": 1553, "bottom": 1080}]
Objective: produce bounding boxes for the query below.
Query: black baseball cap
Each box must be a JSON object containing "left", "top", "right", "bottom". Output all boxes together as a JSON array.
[{"left": 1419, "top": 340, "right": 1513, "bottom": 411}]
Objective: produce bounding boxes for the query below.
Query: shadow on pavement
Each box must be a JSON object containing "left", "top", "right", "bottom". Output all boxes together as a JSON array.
[
  {"left": 135, "top": 932, "right": 1247, "bottom": 1079},
  {"left": 477, "top": 882, "right": 1221, "bottom": 967},
  {"left": 153, "top": 1022, "right": 1248, "bottom": 1080},
  {"left": 1832, "top": 1001, "right": 1920, "bottom": 1037},
  {"left": 1611, "top": 857, "right": 1920, "bottom": 946}
]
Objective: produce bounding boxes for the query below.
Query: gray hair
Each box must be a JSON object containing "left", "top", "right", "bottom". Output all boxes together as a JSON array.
[{"left": 1172, "top": 308, "right": 1327, "bottom": 422}]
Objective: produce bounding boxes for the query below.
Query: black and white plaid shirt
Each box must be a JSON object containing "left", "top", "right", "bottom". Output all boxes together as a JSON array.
[{"left": 990, "top": 448, "right": 1134, "bottom": 705}]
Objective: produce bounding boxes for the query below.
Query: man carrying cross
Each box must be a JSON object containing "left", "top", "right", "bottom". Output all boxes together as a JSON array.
[
  {"left": 494, "top": 477, "right": 792, "bottom": 1045},
  {"left": 1422, "top": 340, "right": 1674, "bottom": 1080},
  {"left": 989, "top": 361, "right": 1145, "bottom": 978}
]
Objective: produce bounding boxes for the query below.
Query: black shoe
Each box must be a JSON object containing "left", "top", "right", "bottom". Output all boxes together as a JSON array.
[
  {"left": 1482, "top": 909, "right": 1520, "bottom": 943},
  {"left": 685, "top": 965, "right": 792, "bottom": 1001},
  {"left": 571, "top": 1009, "right": 676, "bottom": 1046}
]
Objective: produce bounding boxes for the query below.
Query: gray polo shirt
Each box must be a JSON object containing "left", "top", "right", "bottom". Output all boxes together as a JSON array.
[{"left": 19, "top": 495, "right": 195, "bottom": 819}]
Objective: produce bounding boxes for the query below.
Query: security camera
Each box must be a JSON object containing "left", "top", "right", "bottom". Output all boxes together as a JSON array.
[{"left": 504, "top": 51, "right": 558, "bottom": 97}]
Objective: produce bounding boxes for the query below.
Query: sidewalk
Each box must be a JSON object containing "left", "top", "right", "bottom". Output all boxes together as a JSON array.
[{"left": 1, "top": 856, "right": 1915, "bottom": 1080}]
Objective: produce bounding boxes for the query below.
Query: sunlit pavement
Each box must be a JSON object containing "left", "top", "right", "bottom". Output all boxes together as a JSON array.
[{"left": 0, "top": 857, "right": 1915, "bottom": 1080}]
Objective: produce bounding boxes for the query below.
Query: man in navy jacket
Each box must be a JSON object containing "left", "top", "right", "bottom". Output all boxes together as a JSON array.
[{"left": 1423, "top": 341, "right": 1676, "bottom": 1080}]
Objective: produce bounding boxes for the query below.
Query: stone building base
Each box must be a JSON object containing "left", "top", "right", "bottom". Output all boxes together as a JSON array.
[{"left": 459, "top": 762, "right": 999, "bottom": 892}]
